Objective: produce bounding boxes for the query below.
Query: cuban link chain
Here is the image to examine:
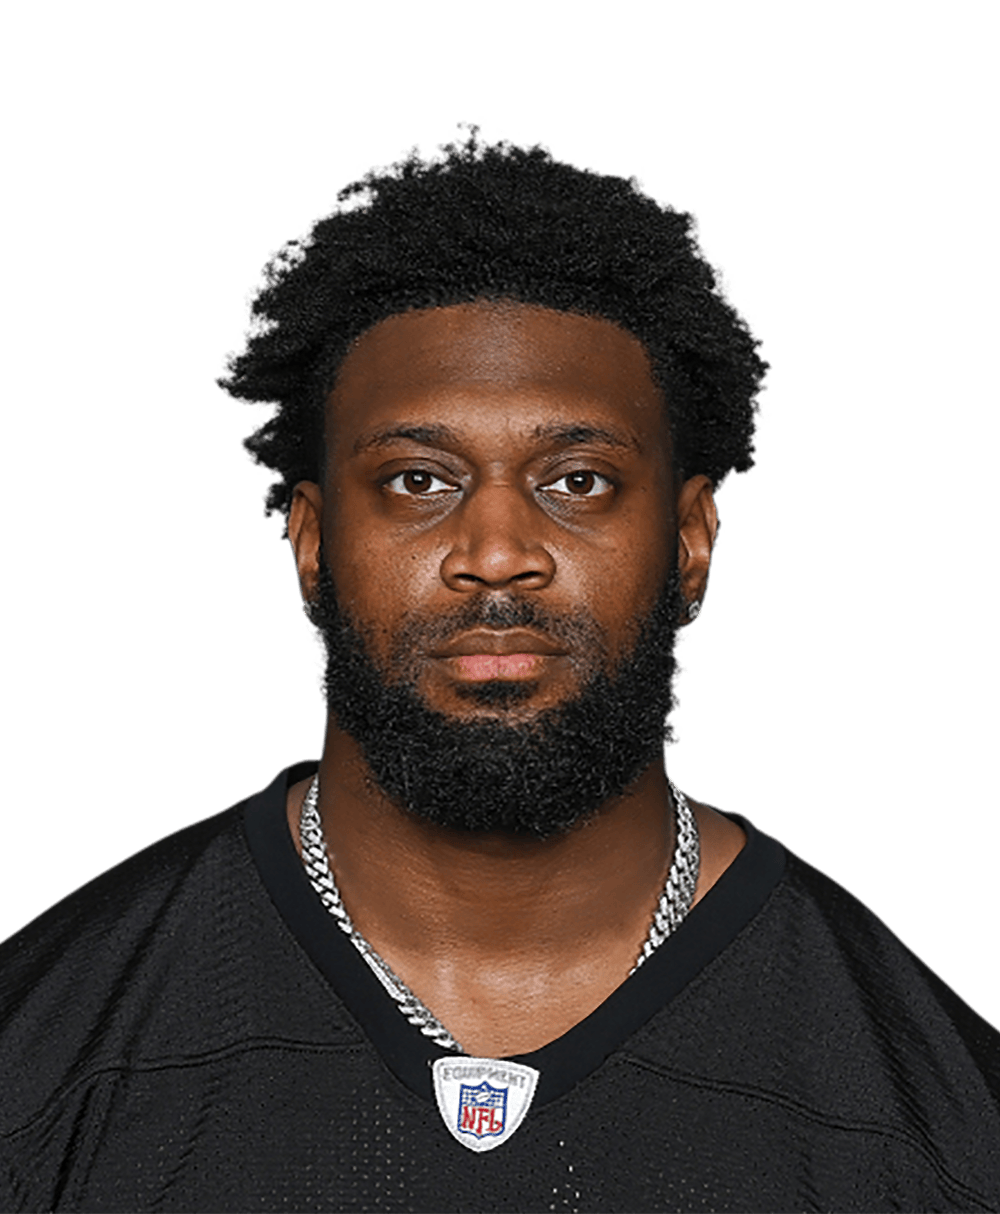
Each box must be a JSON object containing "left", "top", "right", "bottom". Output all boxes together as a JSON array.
[{"left": 299, "top": 774, "right": 700, "bottom": 1053}]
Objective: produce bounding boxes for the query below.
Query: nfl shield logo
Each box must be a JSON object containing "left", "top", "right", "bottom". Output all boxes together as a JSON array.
[
  {"left": 457, "top": 1081, "right": 507, "bottom": 1138},
  {"left": 433, "top": 1056, "right": 540, "bottom": 1152}
]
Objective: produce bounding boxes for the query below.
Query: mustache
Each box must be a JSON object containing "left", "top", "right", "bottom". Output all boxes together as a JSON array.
[{"left": 386, "top": 594, "right": 607, "bottom": 667}]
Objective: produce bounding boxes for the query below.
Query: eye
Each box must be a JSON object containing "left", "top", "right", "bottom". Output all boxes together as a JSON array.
[
  {"left": 540, "top": 470, "right": 614, "bottom": 498},
  {"left": 384, "top": 469, "right": 456, "bottom": 497}
]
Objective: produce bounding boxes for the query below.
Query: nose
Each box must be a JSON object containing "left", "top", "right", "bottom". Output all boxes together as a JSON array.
[{"left": 439, "top": 483, "right": 556, "bottom": 592}]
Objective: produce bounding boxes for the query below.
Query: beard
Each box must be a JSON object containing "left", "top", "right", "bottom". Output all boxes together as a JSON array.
[{"left": 309, "top": 558, "right": 684, "bottom": 839}]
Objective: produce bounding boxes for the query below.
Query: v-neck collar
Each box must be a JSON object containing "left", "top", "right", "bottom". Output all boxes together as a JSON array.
[{"left": 243, "top": 762, "right": 785, "bottom": 1107}]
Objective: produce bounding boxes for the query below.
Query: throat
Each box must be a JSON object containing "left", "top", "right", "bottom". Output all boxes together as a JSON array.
[
  {"left": 292, "top": 763, "right": 707, "bottom": 1058},
  {"left": 373, "top": 934, "right": 654, "bottom": 1058}
]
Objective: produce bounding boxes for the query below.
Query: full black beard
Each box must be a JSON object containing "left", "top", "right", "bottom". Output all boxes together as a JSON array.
[{"left": 310, "top": 561, "right": 684, "bottom": 839}]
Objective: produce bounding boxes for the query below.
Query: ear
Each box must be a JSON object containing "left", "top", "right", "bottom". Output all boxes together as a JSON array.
[
  {"left": 676, "top": 475, "right": 718, "bottom": 623},
  {"left": 288, "top": 481, "right": 324, "bottom": 605}
]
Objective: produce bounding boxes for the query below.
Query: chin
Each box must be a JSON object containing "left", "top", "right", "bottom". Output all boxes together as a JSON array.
[{"left": 452, "top": 680, "right": 540, "bottom": 709}]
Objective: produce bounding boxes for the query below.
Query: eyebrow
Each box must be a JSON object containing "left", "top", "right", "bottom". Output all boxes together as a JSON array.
[
  {"left": 353, "top": 424, "right": 462, "bottom": 455},
  {"left": 353, "top": 420, "right": 641, "bottom": 456},
  {"left": 530, "top": 423, "right": 640, "bottom": 452}
]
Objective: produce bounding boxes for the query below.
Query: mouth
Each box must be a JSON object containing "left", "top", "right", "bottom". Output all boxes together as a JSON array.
[{"left": 430, "top": 629, "right": 568, "bottom": 682}]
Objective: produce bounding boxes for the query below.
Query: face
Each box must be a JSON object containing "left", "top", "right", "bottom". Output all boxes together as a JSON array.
[
  {"left": 291, "top": 301, "right": 717, "bottom": 834},
  {"left": 311, "top": 303, "right": 676, "bottom": 702}
]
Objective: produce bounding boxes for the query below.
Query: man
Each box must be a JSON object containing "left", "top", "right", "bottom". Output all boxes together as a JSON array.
[{"left": 1, "top": 135, "right": 998, "bottom": 1213}]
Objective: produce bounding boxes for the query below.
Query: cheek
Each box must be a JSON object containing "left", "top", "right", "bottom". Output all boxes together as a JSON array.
[
  {"left": 322, "top": 508, "right": 441, "bottom": 629},
  {"left": 585, "top": 507, "right": 674, "bottom": 612}
]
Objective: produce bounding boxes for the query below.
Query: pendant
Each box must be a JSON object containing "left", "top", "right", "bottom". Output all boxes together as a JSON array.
[{"left": 432, "top": 1056, "right": 540, "bottom": 1152}]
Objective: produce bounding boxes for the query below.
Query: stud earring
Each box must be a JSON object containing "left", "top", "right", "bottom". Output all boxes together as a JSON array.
[{"left": 686, "top": 600, "right": 702, "bottom": 621}]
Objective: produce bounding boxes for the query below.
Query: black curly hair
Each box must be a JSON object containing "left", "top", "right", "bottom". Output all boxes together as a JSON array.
[{"left": 219, "top": 132, "right": 767, "bottom": 521}]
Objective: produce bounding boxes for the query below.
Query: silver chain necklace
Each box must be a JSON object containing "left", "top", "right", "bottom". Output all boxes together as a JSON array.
[{"left": 299, "top": 774, "right": 700, "bottom": 1054}]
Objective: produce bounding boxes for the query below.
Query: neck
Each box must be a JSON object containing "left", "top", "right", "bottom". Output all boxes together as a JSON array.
[
  {"left": 322, "top": 721, "right": 677, "bottom": 958},
  {"left": 286, "top": 719, "right": 698, "bottom": 1056}
]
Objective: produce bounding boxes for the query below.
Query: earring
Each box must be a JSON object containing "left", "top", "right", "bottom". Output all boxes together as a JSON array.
[{"left": 686, "top": 600, "right": 702, "bottom": 621}]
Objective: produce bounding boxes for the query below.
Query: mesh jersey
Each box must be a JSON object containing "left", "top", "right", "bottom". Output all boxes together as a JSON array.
[{"left": 1, "top": 762, "right": 998, "bottom": 1213}]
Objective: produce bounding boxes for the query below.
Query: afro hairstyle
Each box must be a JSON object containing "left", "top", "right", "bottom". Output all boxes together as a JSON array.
[{"left": 219, "top": 132, "right": 767, "bottom": 521}]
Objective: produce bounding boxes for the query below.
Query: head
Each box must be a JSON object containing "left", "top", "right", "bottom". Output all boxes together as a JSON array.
[{"left": 219, "top": 135, "right": 766, "bottom": 837}]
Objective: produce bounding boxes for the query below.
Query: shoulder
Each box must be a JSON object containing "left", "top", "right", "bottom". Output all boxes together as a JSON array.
[
  {"left": 779, "top": 850, "right": 1000, "bottom": 1092},
  {"left": 0, "top": 804, "right": 246, "bottom": 1002},
  {"left": 0, "top": 793, "right": 250, "bottom": 935},
  {"left": 699, "top": 844, "right": 1000, "bottom": 1102},
  {"left": 0, "top": 768, "right": 351, "bottom": 1139},
  {"left": 626, "top": 836, "right": 1000, "bottom": 1203},
  {"left": 0, "top": 806, "right": 240, "bottom": 1126}
]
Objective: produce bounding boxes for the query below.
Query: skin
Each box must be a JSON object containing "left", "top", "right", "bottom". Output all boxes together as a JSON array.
[{"left": 286, "top": 301, "right": 745, "bottom": 1057}]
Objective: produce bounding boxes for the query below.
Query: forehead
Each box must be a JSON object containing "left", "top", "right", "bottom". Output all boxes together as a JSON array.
[{"left": 326, "top": 302, "right": 668, "bottom": 453}]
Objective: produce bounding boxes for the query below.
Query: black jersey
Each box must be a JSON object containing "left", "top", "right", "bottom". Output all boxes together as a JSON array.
[{"left": 1, "top": 763, "right": 998, "bottom": 1212}]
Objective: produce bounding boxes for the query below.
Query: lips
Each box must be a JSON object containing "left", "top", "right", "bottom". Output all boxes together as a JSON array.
[
  {"left": 430, "top": 629, "right": 567, "bottom": 681},
  {"left": 450, "top": 653, "right": 549, "bottom": 680}
]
